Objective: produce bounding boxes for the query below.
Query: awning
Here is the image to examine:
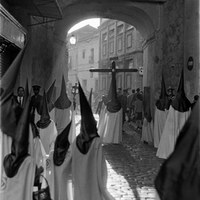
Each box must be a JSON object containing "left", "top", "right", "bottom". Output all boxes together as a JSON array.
[{"left": 6, "top": 0, "right": 63, "bottom": 20}]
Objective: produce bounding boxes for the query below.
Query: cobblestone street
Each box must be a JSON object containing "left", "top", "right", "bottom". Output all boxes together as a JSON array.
[{"left": 104, "top": 122, "right": 164, "bottom": 200}]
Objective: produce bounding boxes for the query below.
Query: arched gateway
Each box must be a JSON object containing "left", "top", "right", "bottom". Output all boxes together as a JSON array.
[{"left": 2, "top": 0, "right": 199, "bottom": 117}]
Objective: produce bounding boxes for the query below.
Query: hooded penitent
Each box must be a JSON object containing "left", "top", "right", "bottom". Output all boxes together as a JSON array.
[
  {"left": 53, "top": 121, "right": 72, "bottom": 166},
  {"left": 106, "top": 61, "right": 121, "bottom": 113},
  {"left": 3, "top": 94, "right": 31, "bottom": 178},
  {"left": 0, "top": 45, "right": 27, "bottom": 138},
  {"left": 46, "top": 80, "right": 56, "bottom": 112},
  {"left": 172, "top": 69, "right": 191, "bottom": 112},
  {"left": 155, "top": 100, "right": 200, "bottom": 200},
  {"left": 156, "top": 74, "right": 170, "bottom": 111},
  {"left": 36, "top": 91, "right": 51, "bottom": 129},
  {"left": 76, "top": 82, "right": 99, "bottom": 154},
  {"left": 54, "top": 76, "right": 71, "bottom": 109}
]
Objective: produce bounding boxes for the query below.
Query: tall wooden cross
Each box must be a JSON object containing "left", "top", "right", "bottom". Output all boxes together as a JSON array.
[{"left": 89, "top": 59, "right": 138, "bottom": 89}]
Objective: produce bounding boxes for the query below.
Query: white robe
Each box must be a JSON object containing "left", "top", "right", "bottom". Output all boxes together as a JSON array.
[
  {"left": 156, "top": 105, "right": 190, "bottom": 159},
  {"left": 55, "top": 107, "right": 72, "bottom": 134},
  {"left": 98, "top": 108, "right": 123, "bottom": 144},
  {"left": 0, "top": 130, "right": 35, "bottom": 200},
  {"left": 153, "top": 107, "right": 169, "bottom": 148},
  {"left": 0, "top": 131, "right": 12, "bottom": 193},
  {"left": 0, "top": 156, "right": 36, "bottom": 200},
  {"left": 51, "top": 147, "right": 73, "bottom": 200},
  {"left": 71, "top": 137, "right": 114, "bottom": 200},
  {"left": 98, "top": 105, "right": 107, "bottom": 137},
  {"left": 29, "top": 125, "right": 51, "bottom": 193},
  {"left": 141, "top": 118, "right": 154, "bottom": 144},
  {"left": 39, "top": 119, "right": 58, "bottom": 154}
]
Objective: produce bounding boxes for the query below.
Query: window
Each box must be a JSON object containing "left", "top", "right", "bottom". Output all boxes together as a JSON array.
[
  {"left": 127, "top": 34, "right": 132, "bottom": 48},
  {"left": 82, "top": 49, "right": 86, "bottom": 59},
  {"left": 117, "top": 37, "right": 122, "bottom": 51},
  {"left": 102, "top": 33, "right": 107, "bottom": 42},
  {"left": 102, "top": 44, "right": 107, "bottom": 56},
  {"left": 117, "top": 24, "right": 123, "bottom": 35},
  {"left": 109, "top": 29, "right": 114, "bottom": 38},
  {"left": 128, "top": 60, "right": 134, "bottom": 68},
  {"left": 89, "top": 48, "right": 94, "bottom": 64},
  {"left": 109, "top": 41, "right": 114, "bottom": 54}
]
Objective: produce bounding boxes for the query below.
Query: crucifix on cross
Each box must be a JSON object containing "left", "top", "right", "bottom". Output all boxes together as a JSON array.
[{"left": 89, "top": 58, "right": 138, "bottom": 89}]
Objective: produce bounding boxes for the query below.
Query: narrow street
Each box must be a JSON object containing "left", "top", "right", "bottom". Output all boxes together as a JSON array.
[
  {"left": 104, "top": 122, "right": 164, "bottom": 200},
  {"left": 75, "top": 114, "right": 164, "bottom": 200}
]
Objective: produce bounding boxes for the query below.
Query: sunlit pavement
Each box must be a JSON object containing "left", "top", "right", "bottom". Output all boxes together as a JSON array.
[{"left": 75, "top": 114, "right": 164, "bottom": 200}]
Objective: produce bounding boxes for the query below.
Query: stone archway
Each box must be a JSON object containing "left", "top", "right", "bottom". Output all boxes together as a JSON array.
[{"left": 51, "top": 1, "right": 161, "bottom": 116}]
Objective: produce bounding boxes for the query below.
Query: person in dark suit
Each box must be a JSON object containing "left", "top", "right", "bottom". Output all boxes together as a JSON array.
[
  {"left": 13, "top": 86, "right": 25, "bottom": 121},
  {"left": 30, "top": 85, "right": 43, "bottom": 122},
  {"left": 13, "top": 86, "right": 25, "bottom": 107}
]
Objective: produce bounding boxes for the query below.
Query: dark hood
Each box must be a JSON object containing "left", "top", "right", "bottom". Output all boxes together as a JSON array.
[
  {"left": 54, "top": 76, "right": 71, "bottom": 109},
  {"left": 53, "top": 121, "right": 72, "bottom": 166},
  {"left": 156, "top": 74, "right": 170, "bottom": 111},
  {"left": 76, "top": 81, "right": 99, "bottom": 154},
  {"left": 172, "top": 70, "right": 191, "bottom": 112}
]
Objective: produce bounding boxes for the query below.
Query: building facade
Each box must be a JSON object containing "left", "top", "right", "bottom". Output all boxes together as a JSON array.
[
  {"left": 98, "top": 18, "right": 144, "bottom": 94},
  {"left": 67, "top": 25, "right": 99, "bottom": 97}
]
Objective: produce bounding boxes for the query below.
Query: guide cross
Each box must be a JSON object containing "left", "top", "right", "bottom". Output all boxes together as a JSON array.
[{"left": 89, "top": 59, "right": 138, "bottom": 86}]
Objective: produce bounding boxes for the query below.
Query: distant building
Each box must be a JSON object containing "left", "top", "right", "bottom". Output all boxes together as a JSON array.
[
  {"left": 67, "top": 25, "right": 99, "bottom": 98},
  {"left": 98, "top": 19, "right": 144, "bottom": 94}
]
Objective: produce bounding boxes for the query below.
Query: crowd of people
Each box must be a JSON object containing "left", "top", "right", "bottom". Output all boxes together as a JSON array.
[{"left": 96, "top": 85, "right": 199, "bottom": 138}]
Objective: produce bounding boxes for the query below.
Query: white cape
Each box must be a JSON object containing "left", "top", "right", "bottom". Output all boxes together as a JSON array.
[
  {"left": 98, "top": 105, "right": 107, "bottom": 137},
  {"left": 141, "top": 118, "right": 154, "bottom": 144},
  {"left": 39, "top": 119, "right": 58, "bottom": 154},
  {"left": 71, "top": 137, "right": 115, "bottom": 200},
  {"left": 156, "top": 105, "right": 190, "bottom": 159},
  {"left": 55, "top": 107, "right": 72, "bottom": 134},
  {"left": 153, "top": 107, "right": 169, "bottom": 148},
  {"left": 0, "top": 153, "right": 35, "bottom": 200},
  {"left": 0, "top": 131, "right": 12, "bottom": 193},
  {"left": 98, "top": 108, "right": 123, "bottom": 144},
  {"left": 51, "top": 147, "right": 73, "bottom": 200}
]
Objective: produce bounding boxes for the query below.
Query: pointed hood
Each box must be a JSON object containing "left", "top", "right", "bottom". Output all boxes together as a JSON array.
[
  {"left": 36, "top": 91, "right": 51, "bottom": 129},
  {"left": 0, "top": 44, "right": 27, "bottom": 102},
  {"left": 172, "top": 69, "right": 191, "bottom": 112},
  {"left": 156, "top": 74, "right": 170, "bottom": 111},
  {"left": 46, "top": 80, "right": 56, "bottom": 112},
  {"left": 76, "top": 81, "right": 99, "bottom": 154},
  {"left": 155, "top": 100, "right": 200, "bottom": 200},
  {"left": 0, "top": 45, "right": 27, "bottom": 138},
  {"left": 54, "top": 76, "right": 71, "bottom": 109},
  {"left": 88, "top": 88, "right": 93, "bottom": 106},
  {"left": 107, "top": 61, "right": 121, "bottom": 113},
  {"left": 53, "top": 121, "right": 72, "bottom": 166},
  {"left": 3, "top": 93, "right": 31, "bottom": 178}
]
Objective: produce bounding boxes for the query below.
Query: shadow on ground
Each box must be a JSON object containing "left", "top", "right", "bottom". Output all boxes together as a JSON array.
[{"left": 103, "top": 122, "right": 164, "bottom": 200}]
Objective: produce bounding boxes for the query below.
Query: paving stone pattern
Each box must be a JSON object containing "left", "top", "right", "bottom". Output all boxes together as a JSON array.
[{"left": 103, "top": 122, "right": 164, "bottom": 200}]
